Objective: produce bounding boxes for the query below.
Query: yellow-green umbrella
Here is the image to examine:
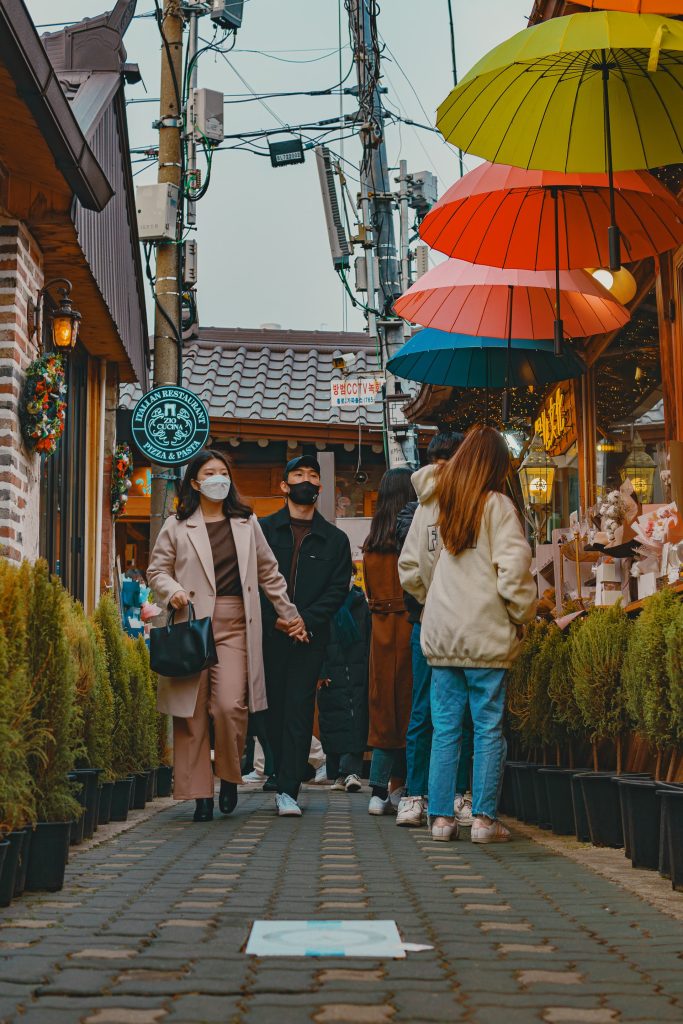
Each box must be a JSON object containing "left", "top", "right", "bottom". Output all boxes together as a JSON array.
[{"left": 437, "top": 11, "right": 683, "bottom": 270}]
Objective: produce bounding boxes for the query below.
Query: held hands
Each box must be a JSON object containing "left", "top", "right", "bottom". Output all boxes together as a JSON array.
[
  {"left": 170, "top": 590, "right": 190, "bottom": 611},
  {"left": 275, "top": 616, "right": 309, "bottom": 643}
]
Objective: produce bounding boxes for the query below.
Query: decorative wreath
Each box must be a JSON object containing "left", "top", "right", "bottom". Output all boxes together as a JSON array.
[
  {"left": 111, "top": 443, "right": 134, "bottom": 519},
  {"left": 20, "top": 353, "right": 67, "bottom": 457}
]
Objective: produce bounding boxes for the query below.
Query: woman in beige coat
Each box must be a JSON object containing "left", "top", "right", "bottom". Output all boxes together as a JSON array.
[{"left": 148, "top": 449, "right": 306, "bottom": 822}]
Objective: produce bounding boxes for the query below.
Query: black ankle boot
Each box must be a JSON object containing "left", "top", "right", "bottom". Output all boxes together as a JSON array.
[
  {"left": 219, "top": 780, "right": 238, "bottom": 815},
  {"left": 193, "top": 798, "right": 214, "bottom": 822}
]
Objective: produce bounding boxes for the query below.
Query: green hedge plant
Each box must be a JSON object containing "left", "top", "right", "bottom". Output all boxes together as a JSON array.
[
  {"left": 93, "top": 594, "right": 134, "bottom": 778},
  {"left": 623, "top": 588, "right": 679, "bottom": 780},
  {"left": 665, "top": 602, "right": 683, "bottom": 774},
  {"left": 126, "top": 635, "right": 158, "bottom": 773},
  {"left": 570, "top": 604, "right": 630, "bottom": 773},
  {"left": 507, "top": 620, "right": 549, "bottom": 759},
  {"left": 26, "top": 561, "right": 81, "bottom": 822}
]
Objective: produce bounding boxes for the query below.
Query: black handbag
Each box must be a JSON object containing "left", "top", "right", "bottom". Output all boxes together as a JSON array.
[{"left": 149, "top": 601, "right": 218, "bottom": 678}]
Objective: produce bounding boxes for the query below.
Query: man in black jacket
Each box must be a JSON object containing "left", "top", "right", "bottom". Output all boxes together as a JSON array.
[{"left": 259, "top": 455, "right": 352, "bottom": 816}]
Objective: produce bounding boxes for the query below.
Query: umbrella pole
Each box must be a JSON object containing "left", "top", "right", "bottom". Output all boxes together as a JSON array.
[
  {"left": 601, "top": 51, "right": 621, "bottom": 271},
  {"left": 552, "top": 187, "right": 563, "bottom": 357},
  {"left": 502, "top": 284, "right": 513, "bottom": 425}
]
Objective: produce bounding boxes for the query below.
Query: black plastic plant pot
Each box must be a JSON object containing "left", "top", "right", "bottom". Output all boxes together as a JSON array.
[
  {"left": 14, "top": 826, "right": 32, "bottom": 897},
  {"left": 0, "top": 832, "right": 25, "bottom": 907},
  {"left": 657, "top": 784, "right": 683, "bottom": 882},
  {"left": 539, "top": 768, "right": 576, "bottom": 835},
  {"left": 72, "top": 769, "right": 101, "bottom": 840},
  {"left": 662, "top": 790, "right": 683, "bottom": 892},
  {"left": 156, "top": 765, "right": 173, "bottom": 798},
  {"left": 580, "top": 773, "right": 623, "bottom": 848},
  {"left": 614, "top": 776, "right": 633, "bottom": 859},
  {"left": 98, "top": 782, "right": 114, "bottom": 826},
  {"left": 571, "top": 773, "right": 591, "bottom": 842},
  {"left": 25, "top": 822, "right": 70, "bottom": 893},
  {"left": 110, "top": 778, "right": 134, "bottom": 822},
  {"left": 506, "top": 763, "right": 525, "bottom": 819},
  {"left": 532, "top": 767, "right": 554, "bottom": 830},
  {"left": 0, "top": 841, "right": 9, "bottom": 903},
  {"left": 132, "top": 771, "right": 150, "bottom": 810},
  {"left": 618, "top": 779, "right": 660, "bottom": 871},
  {"left": 128, "top": 775, "right": 137, "bottom": 810},
  {"left": 516, "top": 764, "right": 540, "bottom": 825},
  {"left": 145, "top": 768, "right": 158, "bottom": 802},
  {"left": 70, "top": 813, "right": 85, "bottom": 847}
]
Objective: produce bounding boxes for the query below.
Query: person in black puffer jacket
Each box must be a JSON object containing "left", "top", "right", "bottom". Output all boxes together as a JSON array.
[{"left": 317, "top": 582, "right": 371, "bottom": 793}]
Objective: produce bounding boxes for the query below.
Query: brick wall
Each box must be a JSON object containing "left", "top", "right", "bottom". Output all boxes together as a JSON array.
[{"left": 0, "top": 219, "right": 43, "bottom": 562}]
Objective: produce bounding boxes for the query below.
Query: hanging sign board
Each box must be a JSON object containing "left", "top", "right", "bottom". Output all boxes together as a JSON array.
[
  {"left": 535, "top": 382, "right": 577, "bottom": 457},
  {"left": 131, "top": 385, "right": 210, "bottom": 465},
  {"left": 331, "top": 376, "right": 384, "bottom": 408}
]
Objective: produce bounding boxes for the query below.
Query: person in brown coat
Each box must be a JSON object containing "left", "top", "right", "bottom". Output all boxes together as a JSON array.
[{"left": 363, "top": 468, "right": 416, "bottom": 816}]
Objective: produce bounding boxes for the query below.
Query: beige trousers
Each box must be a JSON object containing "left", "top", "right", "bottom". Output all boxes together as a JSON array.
[{"left": 173, "top": 596, "right": 248, "bottom": 799}]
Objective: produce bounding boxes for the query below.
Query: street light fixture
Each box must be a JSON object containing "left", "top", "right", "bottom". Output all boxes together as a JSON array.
[
  {"left": 30, "top": 278, "right": 82, "bottom": 353},
  {"left": 518, "top": 433, "right": 558, "bottom": 542},
  {"left": 620, "top": 432, "right": 656, "bottom": 504}
]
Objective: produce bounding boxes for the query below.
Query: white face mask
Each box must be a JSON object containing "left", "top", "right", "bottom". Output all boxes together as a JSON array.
[{"left": 198, "top": 474, "right": 231, "bottom": 502}]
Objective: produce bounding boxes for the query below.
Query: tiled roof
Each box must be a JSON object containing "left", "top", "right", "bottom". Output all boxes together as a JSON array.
[{"left": 119, "top": 327, "right": 385, "bottom": 428}]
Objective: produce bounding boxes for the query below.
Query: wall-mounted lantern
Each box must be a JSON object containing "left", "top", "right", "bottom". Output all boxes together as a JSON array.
[{"left": 29, "top": 278, "right": 82, "bottom": 353}]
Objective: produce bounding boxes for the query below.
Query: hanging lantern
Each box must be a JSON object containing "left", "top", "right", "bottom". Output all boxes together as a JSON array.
[
  {"left": 620, "top": 432, "right": 656, "bottom": 503},
  {"left": 590, "top": 267, "right": 638, "bottom": 305},
  {"left": 518, "top": 434, "right": 557, "bottom": 508}
]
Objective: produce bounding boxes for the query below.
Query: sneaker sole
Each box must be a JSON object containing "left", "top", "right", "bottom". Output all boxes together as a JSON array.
[
  {"left": 345, "top": 785, "right": 362, "bottom": 793},
  {"left": 455, "top": 818, "right": 473, "bottom": 828},
  {"left": 396, "top": 816, "right": 425, "bottom": 828},
  {"left": 368, "top": 807, "right": 388, "bottom": 816},
  {"left": 431, "top": 832, "right": 457, "bottom": 842},
  {"left": 471, "top": 833, "right": 510, "bottom": 843},
  {"left": 278, "top": 810, "right": 302, "bottom": 817}
]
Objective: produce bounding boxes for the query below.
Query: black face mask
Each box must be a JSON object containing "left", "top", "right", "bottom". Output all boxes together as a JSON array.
[{"left": 287, "top": 481, "right": 320, "bottom": 506}]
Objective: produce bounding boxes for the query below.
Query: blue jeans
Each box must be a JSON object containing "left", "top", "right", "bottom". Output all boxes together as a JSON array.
[
  {"left": 406, "top": 624, "right": 432, "bottom": 796},
  {"left": 428, "top": 666, "right": 507, "bottom": 820},
  {"left": 406, "top": 624, "right": 474, "bottom": 798},
  {"left": 369, "top": 748, "right": 406, "bottom": 789}
]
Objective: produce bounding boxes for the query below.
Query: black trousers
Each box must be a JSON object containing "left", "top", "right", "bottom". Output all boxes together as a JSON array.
[{"left": 263, "top": 633, "right": 326, "bottom": 799}]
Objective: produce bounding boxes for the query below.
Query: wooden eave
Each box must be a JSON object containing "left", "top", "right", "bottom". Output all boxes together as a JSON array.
[
  {"left": 209, "top": 416, "right": 432, "bottom": 448},
  {"left": 0, "top": 63, "right": 137, "bottom": 381}
]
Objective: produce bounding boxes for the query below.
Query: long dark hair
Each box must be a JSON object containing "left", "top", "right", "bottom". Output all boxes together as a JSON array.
[
  {"left": 176, "top": 449, "right": 253, "bottom": 521},
  {"left": 363, "top": 468, "right": 416, "bottom": 554},
  {"left": 436, "top": 426, "right": 510, "bottom": 556}
]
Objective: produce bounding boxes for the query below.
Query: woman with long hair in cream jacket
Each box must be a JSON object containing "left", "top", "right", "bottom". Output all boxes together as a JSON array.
[{"left": 398, "top": 426, "right": 537, "bottom": 843}]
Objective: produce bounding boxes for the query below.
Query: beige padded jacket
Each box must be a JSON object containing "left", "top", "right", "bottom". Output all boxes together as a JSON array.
[{"left": 398, "top": 474, "right": 537, "bottom": 669}]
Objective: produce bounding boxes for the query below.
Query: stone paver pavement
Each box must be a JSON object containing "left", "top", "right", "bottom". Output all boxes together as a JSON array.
[{"left": 1, "top": 787, "right": 682, "bottom": 1024}]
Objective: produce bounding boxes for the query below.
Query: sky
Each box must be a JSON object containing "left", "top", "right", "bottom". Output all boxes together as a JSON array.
[{"left": 26, "top": 0, "right": 531, "bottom": 334}]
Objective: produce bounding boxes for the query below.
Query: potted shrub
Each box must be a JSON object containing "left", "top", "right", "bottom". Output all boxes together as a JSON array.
[
  {"left": 126, "top": 636, "right": 156, "bottom": 808},
  {"left": 156, "top": 708, "right": 173, "bottom": 798},
  {"left": 25, "top": 561, "right": 80, "bottom": 892},
  {"left": 661, "top": 603, "right": 683, "bottom": 887},
  {"left": 85, "top": 619, "right": 116, "bottom": 825},
  {"left": 526, "top": 623, "right": 567, "bottom": 828},
  {"left": 0, "top": 561, "right": 37, "bottom": 905},
  {"left": 506, "top": 620, "right": 548, "bottom": 823},
  {"left": 570, "top": 604, "right": 631, "bottom": 849},
  {"left": 621, "top": 590, "right": 679, "bottom": 867},
  {"left": 93, "top": 594, "right": 134, "bottom": 821},
  {"left": 541, "top": 624, "right": 585, "bottom": 836}
]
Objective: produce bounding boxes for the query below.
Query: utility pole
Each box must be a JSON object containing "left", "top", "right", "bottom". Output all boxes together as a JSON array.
[
  {"left": 446, "top": 0, "right": 464, "bottom": 178},
  {"left": 398, "top": 159, "right": 411, "bottom": 294},
  {"left": 348, "top": 0, "right": 418, "bottom": 470},
  {"left": 150, "top": 0, "right": 184, "bottom": 548},
  {"left": 186, "top": 9, "right": 199, "bottom": 227}
]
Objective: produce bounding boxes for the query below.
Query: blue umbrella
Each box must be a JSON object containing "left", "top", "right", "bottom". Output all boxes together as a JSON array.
[{"left": 387, "top": 329, "right": 586, "bottom": 389}]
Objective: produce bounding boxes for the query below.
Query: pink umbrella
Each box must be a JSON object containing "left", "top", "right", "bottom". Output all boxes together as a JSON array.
[
  {"left": 393, "top": 260, "right": 629, "bottom": 339},
  {"left": 393, "top": 260, "right": 630, "bottom": 421}
]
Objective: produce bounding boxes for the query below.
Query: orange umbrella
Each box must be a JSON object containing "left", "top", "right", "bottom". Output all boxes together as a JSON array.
[
  {"left": 393, "top": 260, "right": 629, "bottom": 340},
  {"left": 419, "top": 164, "right": 683, "bottom": 271},
  {"left": 571, "top": 1, "right": 682, "bottom": 12}
]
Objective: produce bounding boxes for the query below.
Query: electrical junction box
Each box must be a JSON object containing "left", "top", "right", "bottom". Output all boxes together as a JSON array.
[
  {"left": 193, "top": 88, "right": 224, "bottom": 144},
  {"left": 269, "top": 137, "right": 305, "bottom": 168},
  {"left": 211, "top": 0, "right": 243, "bottom": 30},
  {"left": 183, "top": 239, "right": 198, "bottom": 288},
  {"left": 135, "top": 183, "right": 178, "bottom": 242},
  {"left": 410, "top": 171, "right": 438, "bottom": 216}
]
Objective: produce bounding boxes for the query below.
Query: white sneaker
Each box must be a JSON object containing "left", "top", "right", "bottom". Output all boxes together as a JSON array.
[
  {"left": 368, "top": 795, "right": 391, "bottom": 815},
  {"left": 314, "top": 763, "right": 328, "bottom": 784},
  {"left": 275, "top": 793, "right": 302, "bottom": 817},
  {"left": 331, "top": 776, "right": 346, "bottom": 791},
  {"left": 431, "top": 817, "right": 459, "bottom": 842},
  {"left": 454, "top": 794, "right": 474, "bottom": 827},
  {"left": 345, "top": 774, "right": 362, "bottom": 792},
  {"left": 471, "top": 815, "right": 510, "bottom": 844},
  {"left": 396, "top": 795, "right": 426, "bottom": 828},
  {"left": 241, "top": 770, "right": 265, "bottom": 784}
]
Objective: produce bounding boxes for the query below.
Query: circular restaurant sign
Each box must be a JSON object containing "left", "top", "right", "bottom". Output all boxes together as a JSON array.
[{"left": 131, "top": 386, "right": 209, "bottom": 465}]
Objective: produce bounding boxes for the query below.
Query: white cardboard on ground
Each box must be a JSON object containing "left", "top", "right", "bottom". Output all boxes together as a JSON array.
[{"left": 245, "top": 920, "right": 406, "bottom": 958}]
